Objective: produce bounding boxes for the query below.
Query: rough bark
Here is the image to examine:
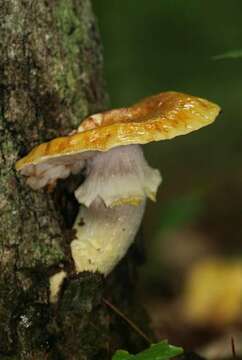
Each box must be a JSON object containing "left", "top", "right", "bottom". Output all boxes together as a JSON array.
[{"left": 0, "top": 1, "right": 150, "bottom": 359}]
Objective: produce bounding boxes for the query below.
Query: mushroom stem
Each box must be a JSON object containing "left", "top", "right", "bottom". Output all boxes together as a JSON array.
[
  {"left": 71, "top": 198, "right": 146, "bottom": 275},
  {"left": 70, "top": 144, "right": 161, "bottom": 275},
  {"left": 74, "top": 144, "right": 162, "bottom": 207}
]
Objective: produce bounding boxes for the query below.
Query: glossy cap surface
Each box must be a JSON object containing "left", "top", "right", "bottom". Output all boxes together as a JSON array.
[{"left": 16, "top": 91, "right": 220, "bottom": 173}]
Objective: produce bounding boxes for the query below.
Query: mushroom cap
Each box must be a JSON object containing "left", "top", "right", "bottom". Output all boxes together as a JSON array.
[{"left": 16, "top": 91, "right": 220, "bottom": 173}]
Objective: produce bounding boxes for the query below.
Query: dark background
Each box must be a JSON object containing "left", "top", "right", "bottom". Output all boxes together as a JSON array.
[{"left": 92, "top": 0, "right": 242, "bottom": 352}]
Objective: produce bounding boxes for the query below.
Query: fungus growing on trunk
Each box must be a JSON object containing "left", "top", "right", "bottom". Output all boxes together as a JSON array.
[{"left": 16, "top": 92, "right": 220, "bottom": 278}]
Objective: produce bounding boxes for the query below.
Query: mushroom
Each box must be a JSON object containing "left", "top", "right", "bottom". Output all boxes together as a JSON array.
[
  {"left": 49, "top": 270, "right": 67, "bottom": 303},
  {"left": 16, "top": 92, "right": 220, "bottom": 277}
]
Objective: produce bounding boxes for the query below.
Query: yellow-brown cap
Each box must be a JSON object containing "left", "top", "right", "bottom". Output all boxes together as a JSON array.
[{"left": 16, "top": 91, "right": 220, "bottom": 172}]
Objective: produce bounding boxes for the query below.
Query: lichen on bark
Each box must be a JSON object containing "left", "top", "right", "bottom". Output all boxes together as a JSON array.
[{"left": 53, "top": 0, "right": 106, "bottom": 125}]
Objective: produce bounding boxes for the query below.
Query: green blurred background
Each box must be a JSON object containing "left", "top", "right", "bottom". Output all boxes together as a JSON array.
[
  {"left": 92, "top": 0, "right": 242, "bottom": 255},
  {"left": 92, "top": 1, "right": 242, "bottom": 346}
]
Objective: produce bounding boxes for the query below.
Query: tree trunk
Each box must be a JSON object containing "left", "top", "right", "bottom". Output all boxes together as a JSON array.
[{"left": 0, "top": 1, "right": 150, "bottom": 359}]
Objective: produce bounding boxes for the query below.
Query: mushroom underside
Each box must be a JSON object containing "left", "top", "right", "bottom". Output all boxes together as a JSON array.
[{"left": 75, "top": 145, "right": 162, "bottom": 207}]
